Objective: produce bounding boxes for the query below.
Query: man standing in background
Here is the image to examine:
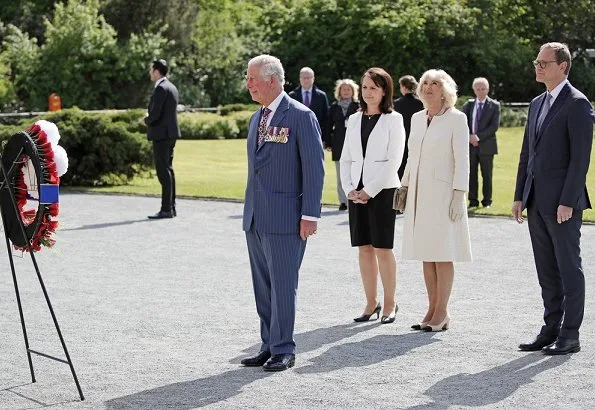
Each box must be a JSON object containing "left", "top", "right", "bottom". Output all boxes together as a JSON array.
[
  {"left": 289, "top": 67, "right": 330, "bottom": 143},
  {"left": 145, "top": 59, "right": 180, "bottom": 219},
  {"left": 462, "top": 77, "right": 500, "bottom": 208}
]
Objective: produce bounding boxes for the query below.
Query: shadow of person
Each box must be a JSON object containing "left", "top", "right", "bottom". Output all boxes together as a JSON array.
[
  {"left": 408, "top": 353, "right": 570, "bottom": 409},
  {"left": 61, "top": 219, "right": 151, "bottom": 231},
  {"left": 230, "top": 322, "right": 380, "bottom": 364},
  {"left": 104, "top": 367, "right": 272, "bottom": 409},
  {"left": 297, "top": 332, "right": 439, "bottom": 374}
]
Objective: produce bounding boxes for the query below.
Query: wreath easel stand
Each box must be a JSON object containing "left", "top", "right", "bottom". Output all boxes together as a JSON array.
[{"left": 0, "top": 131, "right": 84, "bottom": 401}]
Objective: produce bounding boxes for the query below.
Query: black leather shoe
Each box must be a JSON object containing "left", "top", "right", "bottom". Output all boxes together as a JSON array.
[
  {"left": 148, "top": 211, "right": 173, "bottom": 219},
  {"left": 518, "top": 334, "right": 557, "bottom": 351},
  {"left": 468, "top": 202, "right": 479, "bottom": 208},
  {"left": 172, "top": 207, "right": 177, "bottom": 217},
  {"left": 263, "top": 354, "right": 295, "bottom": 371},
  {"left": 542, "top": 338, "right": 581, "bottom": 355},
  {"left": 240, "top": 351, "right": 271, "bottom": 367},
  {"left": 339, "top": 203, "right": 347, "bottom": 211}
]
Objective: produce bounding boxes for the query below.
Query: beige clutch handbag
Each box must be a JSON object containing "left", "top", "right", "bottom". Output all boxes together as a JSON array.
[{"left": 392, "top": 186, "right": 408, "bottom": 212}]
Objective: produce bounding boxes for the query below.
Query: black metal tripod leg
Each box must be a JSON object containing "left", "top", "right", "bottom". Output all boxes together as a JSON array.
[{"left": 2, "top": 216, "right": 36, "bottom": 383}]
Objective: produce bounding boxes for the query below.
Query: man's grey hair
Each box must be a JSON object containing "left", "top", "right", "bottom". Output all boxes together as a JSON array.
[
  {"left": 472, "top": 77, "right": 489, "bottom": 89},
  {"left": 248, "top": 54, "right": 285, "bottom": 84}
]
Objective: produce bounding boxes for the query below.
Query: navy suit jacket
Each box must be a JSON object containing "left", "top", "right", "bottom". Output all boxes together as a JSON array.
[
  {"left": 514, "top": 82, "right": 594, "bottom": 214},
  {"left": 243, "top": 93, "right": 325, "bottom": 234},
  {"left": 145, "top": 78, "right": 181, "bottom": 141},
  {"left": 288, "top": 85, "right": 330, "bottom": 143},
  {"left": 462, "top": 97, "right": 500, "bottom": 155}
]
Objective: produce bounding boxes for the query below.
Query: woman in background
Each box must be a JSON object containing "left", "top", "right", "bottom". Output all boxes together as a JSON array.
[{"left": 326, "top": 79, "right": 360, "bottom": 211}]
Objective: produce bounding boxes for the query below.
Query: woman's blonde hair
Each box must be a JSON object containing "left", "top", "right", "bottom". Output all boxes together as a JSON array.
[
  {"left": 333, "top": 78, "right": 359, "bottom": 101},
  {"left": 417, "top": 69, "right": 458, "bottom": 109}
]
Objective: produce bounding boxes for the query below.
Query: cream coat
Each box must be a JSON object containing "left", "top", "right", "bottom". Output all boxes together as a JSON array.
[
  {"left": 340, "top": 111, "right": 405, "bottom": 198},
  {"left": 401, "top": 108, "right": 472, "bottom": 261}
]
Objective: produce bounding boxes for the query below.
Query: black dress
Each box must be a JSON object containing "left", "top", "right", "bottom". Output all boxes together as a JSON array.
[{"left": 348, "top": 114, "right": 397, "bottom": 249}]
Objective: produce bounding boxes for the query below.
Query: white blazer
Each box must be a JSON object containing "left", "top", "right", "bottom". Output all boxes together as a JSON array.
[{"left": 340, "top": 111, "right": 405, "bottom": 198}]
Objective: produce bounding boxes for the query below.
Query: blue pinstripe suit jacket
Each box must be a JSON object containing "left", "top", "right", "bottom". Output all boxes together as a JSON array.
[{"left": 243, "top": 93, "right": 325, "bottom": 234}]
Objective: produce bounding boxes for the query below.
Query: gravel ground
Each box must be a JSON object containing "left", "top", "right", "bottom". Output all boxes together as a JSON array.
[{"left": 0, "top": 193, "right": 593, "bottom": 409}]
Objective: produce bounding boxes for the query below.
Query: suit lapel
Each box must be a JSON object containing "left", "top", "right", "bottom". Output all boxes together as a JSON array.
[
  {"left": 479, "top": 98, "right": 492, "bottom": 128},
  {"left": 256, "top": 94, "right": 290, "bottom": 153},
  {"left": 535, "top": 84, "right": 570, "bottom": 145},
  {"left": 248, "top": 110, "right": 260, "bottom": 154}
]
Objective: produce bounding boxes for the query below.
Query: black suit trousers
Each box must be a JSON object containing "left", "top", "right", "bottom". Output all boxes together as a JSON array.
[
  {"left": 527, "top": 199, "right": 584, "bottom": 340},
  {"left": 469, "top": 146, "right": 493, "bottom": 206},
  {"left": 153, "top": 139, "right": 176, "bottom": 212}
]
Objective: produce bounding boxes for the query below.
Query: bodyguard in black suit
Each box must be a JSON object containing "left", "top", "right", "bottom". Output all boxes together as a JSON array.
[
  {"left": 145, "top": 59, "right": 181, "bottom": 219},
  {"left": 288, "top": 67, "right": 330, "bottom": 142},
  {"left": 513, "top": 43, "right": 594, "bottom": 355},
  {"left": 393, "top": 75, "right": 424, "bottom": 179},
  {"left": 462, "top": 77, "right": 500, "bottom": 208}
]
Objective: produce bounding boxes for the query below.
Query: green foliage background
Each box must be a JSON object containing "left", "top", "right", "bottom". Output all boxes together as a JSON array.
[{"left": 1, "top": 0, "right": 594, "bottom": 112}]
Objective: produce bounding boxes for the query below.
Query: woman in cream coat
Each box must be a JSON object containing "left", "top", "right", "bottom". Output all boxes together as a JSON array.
[
  {"left": 340, "top": 68, "right": 405, "bottom": 324},
  {"left": 401, "top": 69, "right": 472, "bottom": 332}
]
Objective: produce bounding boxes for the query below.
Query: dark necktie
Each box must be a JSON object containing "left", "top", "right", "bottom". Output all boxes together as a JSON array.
[
  {"left": 258, "top": 107, "right": 272, "bottom": 146},
  {"left": 536, "top": 93, "right": 552, "bottom": 134},
  {"left": 474, "top": 101, "right": 483, "bottom": 134},
  {"left": 304, "top": 91, "right": 311, "bottom": 107}
]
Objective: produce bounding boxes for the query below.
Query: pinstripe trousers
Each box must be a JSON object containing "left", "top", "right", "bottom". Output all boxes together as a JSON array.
[{"left": 246, "top": 227, "right": 307, "bottom": 355}]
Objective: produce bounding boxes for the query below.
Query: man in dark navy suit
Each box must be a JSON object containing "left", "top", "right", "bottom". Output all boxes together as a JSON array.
[
  {"left": 241, "top": 55, "right": 324, "bottom": 371},
  {"left": 288, "top": 67, "right": 330, "bottom": 143},
  {"left": 462, "top": 77, "right": 500, "bottom": 208},
  {"left": 145, "top": 59, "right": 180, "bottom": 219},
  {"left": 514, "top": 42, "right": 594, "bottom": 355}
]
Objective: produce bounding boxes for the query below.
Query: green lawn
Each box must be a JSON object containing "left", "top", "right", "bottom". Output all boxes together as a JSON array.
[{"left": 86, "top": 128, "right": 595, "bottom": 221}]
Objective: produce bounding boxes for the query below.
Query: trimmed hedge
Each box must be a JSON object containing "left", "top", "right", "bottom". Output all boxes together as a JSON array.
[
  {"left": 0, "top": 108, "right": 257, "bottom": 185},
  {"left": 0, "top": 108, "right": 153, "bottom": 186},
  {"left": 219, "top": 103, "right": 260, "bottom": 116}
]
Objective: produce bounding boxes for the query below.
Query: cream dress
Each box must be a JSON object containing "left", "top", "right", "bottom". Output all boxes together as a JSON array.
[{"left": 401, "top": 107, "right": 472, "bottom": 262}]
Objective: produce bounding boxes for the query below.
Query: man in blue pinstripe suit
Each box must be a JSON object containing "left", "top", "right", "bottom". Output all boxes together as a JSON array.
[{"left": 241, "top": 55, "right": 325, "bottom": 371}]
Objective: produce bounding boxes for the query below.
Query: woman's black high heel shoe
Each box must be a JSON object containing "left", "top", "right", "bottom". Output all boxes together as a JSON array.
[
  {"left": 353, "top": 303, "right": 381, "bottom": 322},
  {"left": 381, "top": 304, "right": 399, "bottom": 324}
]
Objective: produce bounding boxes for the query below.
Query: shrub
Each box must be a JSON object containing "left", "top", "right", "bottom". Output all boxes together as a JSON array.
[
  {"left": 0, "top": 108, "right": 153, "bottom": 186},
  {"left": 219, "top": 103, "right": 260, "bottom": 116},
  {"left": 230, "top": 110, "right": 255, "bottom": 138},
  {"left": 500, "top": 104, "right": 528, "bottom": 128},
  {"left": 178, "top": 112, "right": 240, "bottom": 139}
]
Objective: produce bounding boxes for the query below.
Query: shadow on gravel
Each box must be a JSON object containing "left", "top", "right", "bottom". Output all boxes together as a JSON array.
[
  {"left": 1, "top": 383, "right": 77, "bottom": 408},
  {"left": 105, "top": 323, "right": 379, "bottom": 409},
  {"left": 104, "top": 367, "right": 273, "bottom": 409},
  {"left": 61, "top": 219, "right": 152, "bottom": 231},
  {"left": 230, "top": 322, "right": 379, "bottom": 364},
  {"left": 407, "top": 353, "right": 570, "bottom": 409},
  {"left": 296, "top": 332, "right": 438, "bottom": 374}
]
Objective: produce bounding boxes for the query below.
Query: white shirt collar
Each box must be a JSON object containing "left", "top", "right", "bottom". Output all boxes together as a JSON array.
[
  {"left": 155, "top": 77, "right": 167, "bottom": 88},
  {"left": 548, "top": 79, "right": 568, "bottom": 103},
  {"left": 262, "top": 92, "right": 286, "bottom": 124}
]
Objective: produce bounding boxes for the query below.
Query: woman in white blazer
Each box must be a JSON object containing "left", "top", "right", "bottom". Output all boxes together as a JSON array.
[
  {"left": 340, "top": 68, "right": 405, "bottom": 324},
  {"left": 401, "top": 69, "right": 472, "bottom": 332}
]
